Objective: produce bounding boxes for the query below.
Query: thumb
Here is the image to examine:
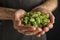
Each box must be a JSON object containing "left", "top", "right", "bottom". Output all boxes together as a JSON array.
[{"left": 15, "top": 9, "right": 26, "bottom": 21}]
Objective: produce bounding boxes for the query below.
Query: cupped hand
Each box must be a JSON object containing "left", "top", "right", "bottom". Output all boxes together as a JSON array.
[
  {"left": 13, "top": 9, "right": 42, "bottom": 36},
  {"left": 31, "top": 7, "right": 55, "bottom": 37}
]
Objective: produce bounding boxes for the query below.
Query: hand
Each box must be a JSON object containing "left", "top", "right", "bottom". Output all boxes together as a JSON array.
[
  {"left": 13, "top": 9, "right": 42, "bottom": 36},
  {"left": 31, "top": 7, "right": 55, "bottom": 37}
]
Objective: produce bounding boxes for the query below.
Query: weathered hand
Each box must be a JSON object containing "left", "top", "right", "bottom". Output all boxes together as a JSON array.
[
  {"left": 31, "top": 7, "right": 55, "bottom": 37},
  {"left": 13, "top": 9, "right": 42, "bottom": 36}
]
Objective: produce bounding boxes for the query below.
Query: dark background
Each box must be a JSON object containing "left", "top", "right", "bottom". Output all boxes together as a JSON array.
[
  {"left": 46, "top": 0, "right": 60, "bottom": 40},
  {"left": 0, "top": 0, "right": 60, "bottom": 40}
]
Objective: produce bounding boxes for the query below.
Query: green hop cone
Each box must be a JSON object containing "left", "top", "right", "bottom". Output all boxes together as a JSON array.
[
  {"left": 43, "top": 14, "right": 49, "bottom": 18},
  {"left": 32, "top": 13, "right": 38, "bottom": 17},
  {"left": 33, "top": 22, "right": 38, "bottom": 27},
  {"left": 21, "top": 11, "right": 50, "bottom": 28},
  {"left": 42, "top": 19, "right": 50, "bottom": 26},
  {"left": 24, "top": 17, "right": 29, "bottom": 24},
  {"left": 30, "top": 18, "right": 35, "bottom": 22},
  {"left": 37, "top": 11, "right": 41, "bottom": 15},
  {"left": 43, "top": 19, "right": 50, "bottom": 23},
  {"left": 36, "top": 17, "right": 41, "bottom": 24}
]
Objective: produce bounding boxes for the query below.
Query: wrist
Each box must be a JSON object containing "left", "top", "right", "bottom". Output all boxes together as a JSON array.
[
  {"left": 38, "top": 0, "right": 58, "bottom": 12},
  {"left": 32, "top": 6, "right": 52, "bottom": 14},
  {"left": 39, "top": 5, "right": 52, "bottom": 12},
  {"left": 0, "top": 7, "right": 17, "bottom": 20}
]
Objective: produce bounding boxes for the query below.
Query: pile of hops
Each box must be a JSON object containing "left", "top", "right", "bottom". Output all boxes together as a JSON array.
[{"left": 21, "top": 11, "right": 50, "bottom": 28}]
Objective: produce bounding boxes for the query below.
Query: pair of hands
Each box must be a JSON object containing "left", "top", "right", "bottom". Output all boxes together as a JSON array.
[{"left": 13, "top": 7, "right": 55, "bottom": 37}]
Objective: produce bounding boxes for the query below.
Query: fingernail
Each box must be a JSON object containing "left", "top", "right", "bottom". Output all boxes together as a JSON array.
[{"left": 48, "top": 23, "right": 53, "bottom": 29}]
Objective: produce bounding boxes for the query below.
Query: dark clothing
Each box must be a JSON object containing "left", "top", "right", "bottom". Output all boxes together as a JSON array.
[
  {"left": 0, "top": 0, "right": 47, "bottom": 40},
  {"left": 0, "top": 0, "right": 46, "bottom": 11}
]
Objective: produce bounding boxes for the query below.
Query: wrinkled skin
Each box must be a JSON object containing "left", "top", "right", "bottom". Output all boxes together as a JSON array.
[{"left": 13, "top": 7, "right": 55, "bottom": 37}]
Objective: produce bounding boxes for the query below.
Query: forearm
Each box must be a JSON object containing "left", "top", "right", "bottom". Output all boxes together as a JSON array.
[
  {"left": 39, "top": 0, "right": 58, "bottom": 12},
  {"left": 0, "top": 7, "right": 17, "bottom": 20}
]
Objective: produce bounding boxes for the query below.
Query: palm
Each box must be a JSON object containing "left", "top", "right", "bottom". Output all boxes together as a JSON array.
[
  {"left": 13, "top": 9, "right": 42, "bottom": 36},
  {"left": 13, "top": 8, "right": 55, "bottom": 37},
  {"left": 31, "top": 7, "right": 55, "bottom": 37}
]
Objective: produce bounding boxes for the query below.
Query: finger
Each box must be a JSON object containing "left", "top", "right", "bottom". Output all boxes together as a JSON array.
[
  {"left": 35, "top": 23, "right": 53, "bottom": 37},
  {"left": 41, "top": 31, "right": 45, "bottom": 35},
  {"left": 14, "top": 26, "right": 36, "bottom": 35},
  {"left": 14, "top": 25, "right": 36, "bottom": 33},
  {"left": 14, "top": 19, "right": 22, "bottom": 29},
  {"left": 36, "top": 31, "right": 45, "bottom": 37},
  {"left": 36, "top": 27, "right": 42, "bottom": 32},
  {"left": 24, "top": 31, "right": 34, "bottom": 35},
  {"left": 47, "top": 23, "right": 53, "bottom": 29},
  {"left": 24, "top": 26, "right": 36, "bottom": 31},
  {"left": 15, "top": 9, "right": 26, "bottom": 20},
  {"left": 35, "top": 28, "right": 42, "bottom": 37},
  {"left": 17, "top": 30, "right": 25, "bottom": 34},
  {"left": 43, "top": 27, "right": 49, "bottom": 32},
  {"left": 18, "top": 26, "right": 36, "bottom": 32},
  {"left": 49, "top": 12, "right": 55, "bottom": 24},
  {"left": 36, "top": 34, "right": 41, "bottom": 37},
  {"left": 50, "top": 12, "right": 55, "bottom": 19},
  {"left": 34, "top": 27, "right": 42, "bottom": 35},
  {"left": 13, "top": 20, "right": 20, "bottom": 29},
  {"left": 24, "top": 27, "right": 42, "bottom": 35},
  {"left": 18, "top": 21, "right": 22, "bottom": 26}
]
